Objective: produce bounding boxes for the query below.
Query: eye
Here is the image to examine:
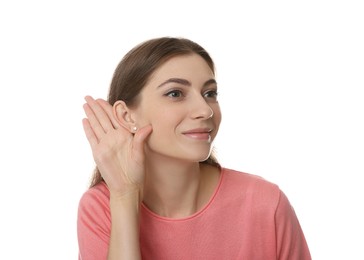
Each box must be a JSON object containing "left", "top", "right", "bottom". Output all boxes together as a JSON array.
[
  {"left": 203, "top": 90, "right": 219, "bottom": 100},
  {"left": 165, "top": 90, "right": 184, "bottom": 98}
]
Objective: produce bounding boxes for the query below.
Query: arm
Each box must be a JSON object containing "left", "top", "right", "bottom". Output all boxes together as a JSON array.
[
  {"left": 108, "top": 190, "right": 142, "bottom": 260},
  {"left": 80, "top": 96, "right": 152, "bottom": 259}
]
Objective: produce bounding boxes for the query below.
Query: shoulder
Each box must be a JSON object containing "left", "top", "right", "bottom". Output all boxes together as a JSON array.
[
  {"left": 79, "top": 182, "right": 110, "bottom": 206},
  {"left": 221, "top": 167, "right": 280, "bottom": 194},
  {"left": 77, "top": 182, "right": 111, "bottom": 240},
  {"left": 219, "top": 167, "right": 282, "bottom": 210},
  {"left": 78, "top": 182, "right": 111, "bottom": 223},
  {"left": 77, "top": 182, "right": 111, "bottom": 259}
]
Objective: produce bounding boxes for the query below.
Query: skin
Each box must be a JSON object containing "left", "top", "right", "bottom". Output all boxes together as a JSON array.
[{"left": 82, "top": 54, "right": 222, "bottom": 259}]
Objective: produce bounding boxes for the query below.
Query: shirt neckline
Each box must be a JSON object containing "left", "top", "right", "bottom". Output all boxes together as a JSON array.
[{"left": 141, "top": 167, "right": 225, "bottom": 222}]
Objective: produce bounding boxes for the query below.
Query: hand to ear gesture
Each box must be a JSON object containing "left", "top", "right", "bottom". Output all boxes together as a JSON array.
[{"left": 82, "top": 96, "right": 152, "bottom": 196}]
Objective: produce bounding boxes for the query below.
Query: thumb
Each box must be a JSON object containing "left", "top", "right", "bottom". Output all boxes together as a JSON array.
[{"left": 132, "top": 125, "right": 153, "bottom": 156}]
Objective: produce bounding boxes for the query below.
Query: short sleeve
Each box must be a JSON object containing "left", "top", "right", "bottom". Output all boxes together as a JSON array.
[
  {"left": 77, "top": 183, "right": 111, "bottom": 260},
  {"left": 275, "top": 190, "right": 312, "bottom": 260}
]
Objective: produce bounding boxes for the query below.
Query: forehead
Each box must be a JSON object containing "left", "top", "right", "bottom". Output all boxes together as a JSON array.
[{"left": 148, "top": 54, "right": 215, "bottom": 84}]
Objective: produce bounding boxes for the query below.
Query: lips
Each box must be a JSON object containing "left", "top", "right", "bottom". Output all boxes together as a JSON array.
[{"left": 182, "top": 128, "right": 213, "bottom": 141}]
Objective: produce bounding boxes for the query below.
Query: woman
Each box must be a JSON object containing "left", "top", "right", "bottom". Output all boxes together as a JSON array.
[{"left": 77, "top": 37, "right": 311, "bottom": 259}]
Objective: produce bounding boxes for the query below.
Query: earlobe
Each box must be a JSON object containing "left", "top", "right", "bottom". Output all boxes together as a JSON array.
[{"left": 113, "top": 100, "right": 136, "bottom": 130}]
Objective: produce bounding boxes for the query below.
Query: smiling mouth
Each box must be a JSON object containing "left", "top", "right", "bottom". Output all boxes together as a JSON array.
[{"left": 182, "top": 129, "right": 213, "bottom": 141}]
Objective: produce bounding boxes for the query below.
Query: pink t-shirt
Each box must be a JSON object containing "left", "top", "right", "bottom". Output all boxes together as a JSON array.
[{"left": 77, "top": 167, "right": 311, "bottom": 259}]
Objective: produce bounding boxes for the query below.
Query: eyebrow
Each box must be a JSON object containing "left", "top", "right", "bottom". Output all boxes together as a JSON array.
[{"left": 157, "top": 78, "right": 217, "bottom": 88}]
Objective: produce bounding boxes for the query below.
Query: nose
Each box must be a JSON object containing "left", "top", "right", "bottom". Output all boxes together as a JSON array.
[{"left": 190, "top": 95, "right": 214, "bottom": 120}]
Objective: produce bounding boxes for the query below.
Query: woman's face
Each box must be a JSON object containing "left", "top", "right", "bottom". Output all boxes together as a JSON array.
[{"left": 132, "top": 54, "right": 222, "bottom": 162}]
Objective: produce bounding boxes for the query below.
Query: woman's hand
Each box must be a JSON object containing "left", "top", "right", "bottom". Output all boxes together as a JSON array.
[{"left": 82, "top": 96, "right": 152, "bottom": 196}]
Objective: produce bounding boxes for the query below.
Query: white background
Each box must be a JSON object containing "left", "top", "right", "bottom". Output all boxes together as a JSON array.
[{"left": 1, "top": 0, "right": 363, "bottom": 259}]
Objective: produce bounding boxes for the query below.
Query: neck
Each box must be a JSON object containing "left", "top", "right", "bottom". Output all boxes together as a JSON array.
[{"left": 143, "top": 156, "right": 208, "bottom": 218}]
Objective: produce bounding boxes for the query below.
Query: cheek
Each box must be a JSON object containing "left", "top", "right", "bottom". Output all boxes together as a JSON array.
[
  {"left": 151, "top": 112, "right": 178, "bottom": 134},
  {"left": 140, "top": 106, "right": 177, "bottom": 134},
  {"left": 137, "top": 104, "right": 163, "bottom": 126},
  {"left": 145, "top": 111, "right": 178, "bottom": 151}
]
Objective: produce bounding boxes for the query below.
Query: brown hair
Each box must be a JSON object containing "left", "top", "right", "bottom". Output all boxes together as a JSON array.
[{"left": 89, "top": 37, "right": 219, "bottom": 188}]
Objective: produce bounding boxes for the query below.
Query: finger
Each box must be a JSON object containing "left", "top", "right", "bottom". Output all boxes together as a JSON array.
[
  {"left": 132, "top": 125, "right": 153, "bottom": 160},
  {"left": 84, "top": 96, "right": 114, "bottom": 133},
  {"left": 96, "top": 98, "right": 120, "bottom": 130},
  {"left": 83, "top": 102, "right": 106, "bottom": 139},
  {"left": 82, "top": 118, "right": 98, "bottom": 147}
]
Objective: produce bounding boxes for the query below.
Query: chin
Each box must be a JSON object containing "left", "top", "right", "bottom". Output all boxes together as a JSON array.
[
  {"left": 184, "top": 150, "right": 212, "bottom": 163},
  {"left": 181, "top": 145, "right": 213, "bottom": 162},
  {"left": 146, "top": 141, "right": 213, "bottom": 162}
]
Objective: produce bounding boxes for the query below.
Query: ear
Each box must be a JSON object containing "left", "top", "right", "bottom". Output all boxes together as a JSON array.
[{"left": 113, "top": 100, "right": 137, "bottom": 132}]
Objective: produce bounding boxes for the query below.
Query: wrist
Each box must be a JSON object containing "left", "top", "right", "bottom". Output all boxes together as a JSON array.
[{"left": 109, "top": 187, "right": 143, "bottom": 208}]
